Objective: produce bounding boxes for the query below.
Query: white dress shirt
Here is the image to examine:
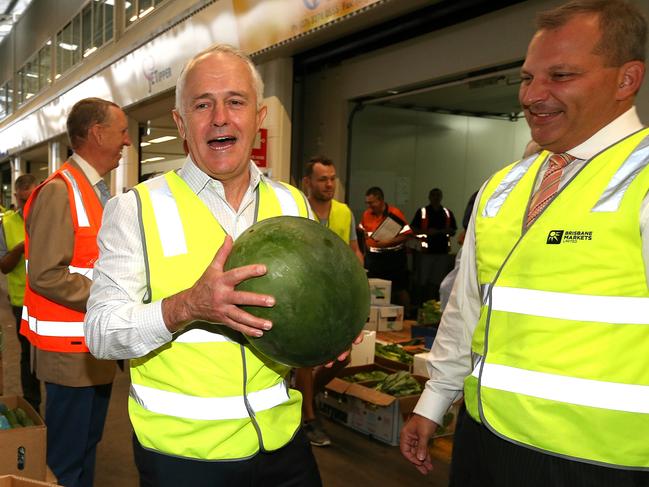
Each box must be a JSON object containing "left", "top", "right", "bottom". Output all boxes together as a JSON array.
[
  {"left": 414, "top": 107, "right": 649, "bottom": 424},
  {"left": 84, "top": 158, "right": 311, "bottom": 360}
]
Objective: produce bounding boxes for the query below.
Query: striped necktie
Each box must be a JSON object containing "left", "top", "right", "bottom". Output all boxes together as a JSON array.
[
  {"left": 96, "top": 179, "right": 111, "bottom": 206},
  {"left": 525, "top": 153, "right": 575, "bottom": 227}
]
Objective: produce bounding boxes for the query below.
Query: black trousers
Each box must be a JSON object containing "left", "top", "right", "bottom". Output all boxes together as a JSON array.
[
  {"left": 133, "top": 428, "right": 322, "bottom": 487},
  {"left": 450, "top": 409, "right": 649, "bottom": 487},
  {"left": 46, "top": 382, "right": 112, "bottom": 487},
  {"left": 12, "top": 305, "right": 41, "bottom": 411}
]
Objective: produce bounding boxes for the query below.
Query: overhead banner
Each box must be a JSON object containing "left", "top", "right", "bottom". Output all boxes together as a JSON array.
[
  {"left": 0, "top": 0, "right": 385, "bottom": 156},
  {"left": 233, "top": 0, "right": 384, "bottom": 53}
]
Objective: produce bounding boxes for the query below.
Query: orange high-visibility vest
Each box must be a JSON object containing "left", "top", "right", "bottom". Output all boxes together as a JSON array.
[{"left": 20, "top": 162, "right": 103, "bottom": 353}]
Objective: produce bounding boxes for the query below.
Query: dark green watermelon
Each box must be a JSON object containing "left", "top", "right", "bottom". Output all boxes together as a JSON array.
[{"left": 224, "top": 215, "right": 370, "bottom": 367}]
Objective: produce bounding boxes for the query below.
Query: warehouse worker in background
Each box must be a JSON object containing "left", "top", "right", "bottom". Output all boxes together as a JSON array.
[
  {"left": 360, "top": 186, "right": 413, "bottom": 308},
  {"left": 296, "top": 155, "right": 363, "bottom": 447},
  {"left": 410, "top": 187, "right": 457, "bottom": 304},
  {"left": 401, "top": 1, "right": 649, "bottom": 485},
  {"left": 0, "top": 174, "right": 39, "bottom": 411},
  {"left": 83, "top": 45, "right": 361, "bottom": 486},
  {"left": 21, "top": 97, "right": 126, "bottom": 487}
]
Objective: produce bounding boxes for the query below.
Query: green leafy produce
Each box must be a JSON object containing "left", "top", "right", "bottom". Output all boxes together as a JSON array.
[
  {"left": 375, "top": 343, "right": 413, "bottom": 365},
  {"left": 418, "top": 299, "right": 442, "bottom": 325},
  {"left": 0, "top": 402, "right": 7, "bottom": 415},
  {"left": 345, "top": 370, "right": 390, "bottom": 383},
  {"left": 374, "top": 371, "right": 423, "bottom": 397},
  {"left": 15, "top": 408, "right": 34, "bottom": 427},
  {"left": 224, "top": 216, "right": 370, "bottom": 367},
  {"left": 4, "top": 409, "right": 20, "bottom": 428}
]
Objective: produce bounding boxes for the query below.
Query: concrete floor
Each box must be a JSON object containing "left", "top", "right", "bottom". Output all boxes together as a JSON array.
[{"left": 0, "top": 274, "right": 450, "bottom": 486}]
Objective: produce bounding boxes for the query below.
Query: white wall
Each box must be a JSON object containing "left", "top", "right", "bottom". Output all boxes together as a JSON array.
[{"left": 348, "top": 106, "right": 531, "bottom": 242}]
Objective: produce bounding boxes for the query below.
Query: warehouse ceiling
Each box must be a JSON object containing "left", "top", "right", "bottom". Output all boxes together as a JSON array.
[
  {"left": 362, "top": 64, "right": 525, "bottom": 121},
  {"left": 0, "top": 0, "right": 32, "bottom": 42}
]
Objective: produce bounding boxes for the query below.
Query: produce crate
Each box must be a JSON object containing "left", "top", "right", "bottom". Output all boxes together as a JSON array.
[
  {"left": 0, "top": 397, "right": 46, "bottom": 481},
  {"left": 317, "top": 364, "right": 399, "bottom": 426},
  {"left": 321, "top": 366, "right": 427, "bottom": 446},
  {"left": 0, "top": 475, "right": 54, "bottom": 486}
]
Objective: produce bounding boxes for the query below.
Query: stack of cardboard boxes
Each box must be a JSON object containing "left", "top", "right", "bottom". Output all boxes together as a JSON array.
[{"left": 364, "top": 279, "right": 404, "bottom": 332}]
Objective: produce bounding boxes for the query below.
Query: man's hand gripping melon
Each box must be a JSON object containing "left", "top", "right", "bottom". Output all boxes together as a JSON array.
[{"left": 224, "top": 216, "right": 370, "bottom": 367}]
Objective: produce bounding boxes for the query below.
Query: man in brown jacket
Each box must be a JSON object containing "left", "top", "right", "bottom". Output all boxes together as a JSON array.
[{"left": 22, "top": 97, "right": 130, "bottom": 487}]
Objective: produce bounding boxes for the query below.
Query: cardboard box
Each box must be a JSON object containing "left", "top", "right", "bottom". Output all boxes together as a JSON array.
[
  {"left": 0, "top": 475, "right": 53, "bottom": 486},
  {"left": 363, "top": 306, "right": 379, "bottom": 331},
  {"left": 368, "top": 278, "right": 391, "bottom": 305},
  {"left": 317, "top": 364, "right": 396, "bottom": 426},
  {"left": 322, "top": 366, "right": 426, "bottom": 446},
  {"left": 0, "top": 397, "right": 46, "bottom": 481},
  {"left": 349, "top": 330, "right": 376, "bottom": 367},
  {"left": 376, "top": 305, "right": 404, "bottom": 331}
]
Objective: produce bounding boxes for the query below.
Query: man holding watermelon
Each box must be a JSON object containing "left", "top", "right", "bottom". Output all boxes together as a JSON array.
[
  {"left": 84, "top": 45, "right": 327, "bottom": 486},
  {"left": 401, "top": 1, "right": 649, "bottom": 485}
]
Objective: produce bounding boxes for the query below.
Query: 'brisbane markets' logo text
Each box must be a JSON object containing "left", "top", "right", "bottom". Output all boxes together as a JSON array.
[{"left": 546, "top": 229, "right": 593, "bottom": 244}]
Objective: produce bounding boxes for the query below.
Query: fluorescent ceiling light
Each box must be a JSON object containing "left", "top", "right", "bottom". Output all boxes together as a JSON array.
[
  {"left": 139, "top": 6, "right": 154, "bottom": 18},
  {"left": 140, "top": 141, "right": 151, "bottom": 147},
  {"left": 148, "top": 135, "right": 176, "bottom": 144},
  {"left": 142, "top": 157, "right": 164, "bottom": 163},
  {"left": 59, "top": 42, "right": 78, "bottom": 51},
  {"left": 83, "top": 47, "right": 97, "bottom": 58},
  {"left": 129, "top": 15, "right": 138, "bottom": 22},
  {"left": 25, "top": 72, "right": 38, "bottom": 78},
  {"left": 0, "top": 25, "right": 12, "bottom": 34}
]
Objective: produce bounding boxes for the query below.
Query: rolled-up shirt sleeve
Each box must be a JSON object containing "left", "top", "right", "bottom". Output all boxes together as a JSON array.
[
  {"left": 85, "top": 190, "right": 172, "bottom": 360},
  {"left": 413, "top": 187, "right": 483, "bottom": 425}
]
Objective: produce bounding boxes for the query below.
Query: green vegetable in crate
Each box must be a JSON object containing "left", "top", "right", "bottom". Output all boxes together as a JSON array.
[
  {"left": 417, "top": 299, "right": 442, "bottom": 325},
  {"left": 4, "top": 408, "right": 20, "bottom": 428},
  {"left": 15, "top": 407, "right": 34, "bottom": 427},
  {"left": 0, "top": 414, "right": 10, "bottom": 430},
  {"left": 346, "top": 370, "right": 389, "bottom": 383},
  {"left": 375, "top": 343, "right": 414, "bottom": 365},
  {"left": 0, "top": 402, "right": 7, "bottom": 415},
  {"left": 374, "top": 371, "right": 423, "bottom": 397},
  {"left": 224, "top": 216, "right": 370, "bottom": 367}
]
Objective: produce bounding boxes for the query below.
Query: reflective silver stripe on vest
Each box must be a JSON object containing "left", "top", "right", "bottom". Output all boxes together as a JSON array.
[
  {"left": 22, "top": 306, "right": 84, "bottom": 337},
  {"left": 592, "top": 134, "right": 649, "bottom": 212},
  {"left": 264, "top": 179, "right": 299, "bottom": 216},
  {"left": 69, "top": 265, "right": 93, "bottom": 279},
  {"left": 491, "top": 286, "right": 649, "bottom": 324},
  {"left": 60, "top": 169, "right": 90, "bottom": 228},
  {"left": 146, "top": 177, "right": 187, "bottom": 257},
  {"left": 480, "top": 283, "right": 490, "bottom": 304},
  {"left": 421, "top": 207, "right": 426, "bottom": 220},
  {"left": 173, "top": 328, "right": 236, "bottom": 343},
  {"left": 482, "top": 154, "right": 541, "bottom": 218},
  {"left": 129, "top": 381, "right": 290, "bottom": 420},
  {"left": 473, "top": 362, "right": 649, "bottom": 414}
]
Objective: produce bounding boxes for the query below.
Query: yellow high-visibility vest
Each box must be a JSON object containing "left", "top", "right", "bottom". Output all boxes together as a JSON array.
[
  {"left": 465, "top": 128, "right": 649, "bottom": 468},
  {"left": 130, "top": 171, "right": 309, "bottom": 460}
]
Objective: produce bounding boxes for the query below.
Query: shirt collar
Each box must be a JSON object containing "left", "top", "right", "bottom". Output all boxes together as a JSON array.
[
  {"left": 70, "top": 153, "right": 102, "bottom": 186},
  {"left": 565, "top": 107, "right": 644, "bottom": 160},
  {"left": 177, "top": 156, "right": 263, "bottom": 195}
]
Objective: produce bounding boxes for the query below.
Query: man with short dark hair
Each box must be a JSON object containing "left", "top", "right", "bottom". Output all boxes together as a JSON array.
[
  {"left": 360, "top": 186, "right": 412, "bottom": 307},
  {"left": 0, "top": 174, "right": 39, "bottom": 411},
  {"left": 401, "top": 1, "right": 649, "bottom": 484},
  {"left": 21, "top": 97, "right": 129, "bottom": 487},
  {"left": 410, "top": 188, "right": 457, "bottom": 303},
  {"left": 296, "top": 155, "right": 362, "bottom": 447}
]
